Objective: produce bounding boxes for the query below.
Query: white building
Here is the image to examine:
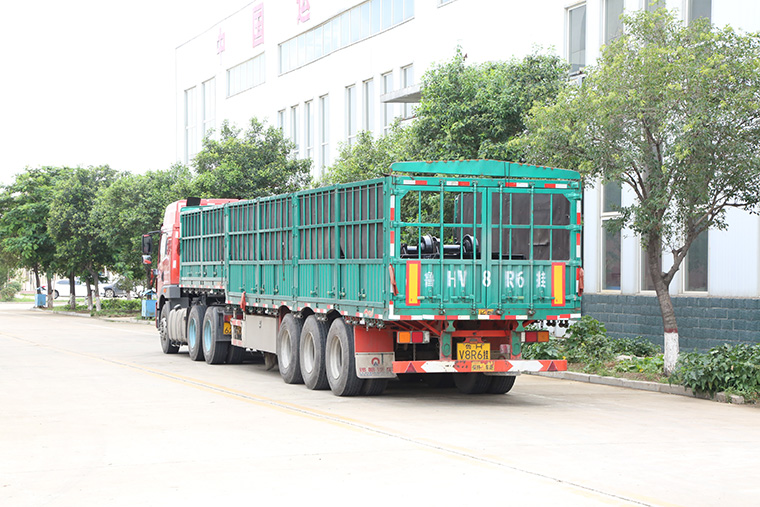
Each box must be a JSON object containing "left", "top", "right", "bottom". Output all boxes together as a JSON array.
[{"left": 176, "top": 0, "right": 760, "bottom": 349}]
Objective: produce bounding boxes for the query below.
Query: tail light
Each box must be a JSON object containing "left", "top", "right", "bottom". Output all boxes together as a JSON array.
[{"left": 397, "top": 331, "right": 430, "bottom": 344}]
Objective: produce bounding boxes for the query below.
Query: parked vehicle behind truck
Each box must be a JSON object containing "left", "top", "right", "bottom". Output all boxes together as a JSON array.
[{"left": 145, "top": 160, "right": 582, "bottom": 396}]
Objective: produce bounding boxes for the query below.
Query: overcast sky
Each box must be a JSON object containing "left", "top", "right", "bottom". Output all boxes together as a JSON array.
[{"left": 0, "top": 0, "right": 250, "bottom": 185}]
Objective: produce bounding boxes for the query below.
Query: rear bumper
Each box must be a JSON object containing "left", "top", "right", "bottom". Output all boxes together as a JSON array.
[{"left": 393, "top": 359, "right": 567, "bottom": 374}]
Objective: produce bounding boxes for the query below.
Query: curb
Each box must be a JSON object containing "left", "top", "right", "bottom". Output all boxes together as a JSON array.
[
  {"left": 31, "top": 306, "right": 155, "bottom": 325},
  {"left": 532, "top": 371, "right": 752, "bottom": 406}
]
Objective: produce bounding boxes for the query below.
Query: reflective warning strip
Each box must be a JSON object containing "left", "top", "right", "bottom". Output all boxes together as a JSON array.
[
  {"left": 552, "top": 262, "right": 566, "bottom": 307},
  {"left": 544, "top": 183, "right": 568, "bottom": 189},
  {"left": 405, "top": 261, "right": 421, "bottom": 306},
  {"left": 390, "top": 230, "right": 395, "bottom": 257},
  {"left": 389, "top": 195, "right": 395, "bottom": 220},
  {"left": 392, "top": 359, "right": 567, "bottom": 374},
  {"left": 403, "top": 180, "right": 428, "bottom": 185},
  {"left": 505, "top": 182, "right": 529, "bottom": 188},
  {"left": 445, "top": 181, "right": 471, "bottom": 187},
  {"left": 546, "top": 313, "right": 582, "bottom": 320}
]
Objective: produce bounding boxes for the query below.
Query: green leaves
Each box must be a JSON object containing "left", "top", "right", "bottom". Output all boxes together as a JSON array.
[{"left": 191, "top": 118, "right": 311, "bottom": 199}]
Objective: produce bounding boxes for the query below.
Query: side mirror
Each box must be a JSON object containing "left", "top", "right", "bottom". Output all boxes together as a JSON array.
[{"left": 141, "top": 234, "right": 153, "bottom": 255}]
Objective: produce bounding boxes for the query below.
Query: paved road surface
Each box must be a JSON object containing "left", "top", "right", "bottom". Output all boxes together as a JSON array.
[{"left": 1, "top": 303, "right": 757, "bottom": 506}]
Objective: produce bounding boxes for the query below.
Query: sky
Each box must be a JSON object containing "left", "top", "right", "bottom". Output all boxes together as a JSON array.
[{"left": 0, "top": 0, "right": 250, "bottom": 185}]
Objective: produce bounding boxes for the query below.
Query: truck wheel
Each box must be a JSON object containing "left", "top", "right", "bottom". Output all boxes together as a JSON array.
[
  {"left": 226, "top": 345, "right": 244, "bottom": 364},
  {"left": 487, "top": 375, "right": 516, "bottom": 394},
  {"left": 325, "top": 318, "right": 363, "bottom": 396},
  {"left": 299, "top": 316, "right": 329, "bottom": 390},
  {"left": 277, "top": 314, "right": 303, "bottom": 384},
  {"left": 159, "top": 304, "right": 179, "bottom": 354},
  {"left": 360, "top": 379, "right": 388, "bottom": 396},
  {"left": 187, "top": 304, "right": 206, "bottom": 362},
  {"left": 202, "top": 307, "right": 229, "bottom": 365},
  {"left": 454, "top": 373, "right": 491, "bottom": 394}
]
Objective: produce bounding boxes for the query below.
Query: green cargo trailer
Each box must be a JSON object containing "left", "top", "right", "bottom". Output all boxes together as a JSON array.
[{"left": 153, "top": 160, "right": 581, "bottom": 396}]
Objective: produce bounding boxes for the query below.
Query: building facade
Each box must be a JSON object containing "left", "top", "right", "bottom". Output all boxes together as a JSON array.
[{"left": 176, "top": 0, "right": 760, "bottom": 350}]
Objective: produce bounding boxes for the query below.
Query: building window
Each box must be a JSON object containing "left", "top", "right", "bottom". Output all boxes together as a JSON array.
[
  {"left": 279, "top": 0, "right": 414, "bottom": 74},
  {"left": 202, "top": 78, "right": 215, "bottom": 138},
  {"left": 277, "top": 109, "right": 285, "bottom": 135},
  {"left": 227, "top": 53, "right": 266, "bottom": 97},
  {"left": 305, "top": 100, "right": 314, "bottom": 162},
  {"left": 382, "top": 71, "right": 394, "bottom": 134},
  {"left": 685, "top": 230, "right": 708, "bottom": 292},
  {"left": 568, "top": 3, "right": 587, "bottom": 74},
  {"left": 601, "top": 182, "right": 621, "bottom": 291},
  {"left": 688, "top": 0, "right": 712, "bottom": 23},
  {"left": 346, "top": 85, "right": 357, "bottom": 146},
  {"left": 643, "top": 0, "right": 664, "bottom": 12},
  {"left": 184, "top": 87, "right": 197, "bottom": 164},
  {"left": 291, "top": 105, "right": 300, "bottom": 155},
  {"left": 319, "top": 94, "right": 330, "bottom": 174},
  {"left": 402, "top": 64, "right": 415, "bottom": 118},
  {"left": 362, "top": 79, "right": 374, "bottom": 134},
  {"left": 604, "top": 0, "right": 624, "bottom": 44}
]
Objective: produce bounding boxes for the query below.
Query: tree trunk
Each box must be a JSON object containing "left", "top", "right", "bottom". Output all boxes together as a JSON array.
[
  {"left": 88, "top": 268, "right": 102, "bottom": 312},
  {"left": 33, "top": 266, "right": 40, "bottom": 290},
  {"left": 649, "top": 246, "right": 679, "bottom": 375},
  {"left": 68, "top": 273, "right": 76, "bottom": 311},
  {"left": 46, "top": 274, "right": 53, "bottom": 309}
]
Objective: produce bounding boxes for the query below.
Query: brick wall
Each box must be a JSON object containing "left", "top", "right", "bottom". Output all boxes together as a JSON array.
[{"left": 581, "top": 294, "right": 760, "bottom": 352}]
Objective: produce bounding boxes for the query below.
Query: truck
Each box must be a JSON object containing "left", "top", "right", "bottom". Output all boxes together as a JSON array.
[{"left": 144, "top": 160, "right": 582, "bottom": 396}]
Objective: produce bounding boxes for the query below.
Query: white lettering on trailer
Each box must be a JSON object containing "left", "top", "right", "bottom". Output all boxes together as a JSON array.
[
  {"left": 505, "top": 271, "right": 525, "bottom": 289},
  {"left": 424, "top": 271, "right": 435, "bottom": 288},
  {"left": 447, "top": 270, "right": 468, "bottom": 288}
]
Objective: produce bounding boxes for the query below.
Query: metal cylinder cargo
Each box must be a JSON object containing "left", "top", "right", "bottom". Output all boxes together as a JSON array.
[{"left": 147, "top": 160, "right": 582, "bottom": 396}]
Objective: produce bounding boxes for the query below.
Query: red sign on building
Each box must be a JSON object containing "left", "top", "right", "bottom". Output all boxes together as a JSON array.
[{"left": 253, "top": 3, "right": 265, "bottom": 47}]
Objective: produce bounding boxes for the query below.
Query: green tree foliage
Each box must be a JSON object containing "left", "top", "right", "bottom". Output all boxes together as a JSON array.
[
  {"left": 93, "top": 164, "right": 192, "bottom": 284},
  {"left": 321, "top": 50, "right": 568, "bottom": 184},
  {"left": 413, "top": 48, "right": 569, "bottom": 161},
  {"left": 521, "top": 10, "right": 760, "bottom": 374},
  {"left": 321, "top": 123, "right": 417, "bottom": 185},
  {"left": 0, "top": 166, "right": 69, "bottom": 307},
  {"left": 191, "top": 118, "right": 312, "bottom": 198},
  {"left": 48, "top": 166, "right": 118, "bottom": 310}
]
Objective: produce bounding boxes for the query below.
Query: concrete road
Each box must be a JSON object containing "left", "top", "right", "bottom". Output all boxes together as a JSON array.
[{"left": 1, "top": 303, "right": 757, "bottom": 506}]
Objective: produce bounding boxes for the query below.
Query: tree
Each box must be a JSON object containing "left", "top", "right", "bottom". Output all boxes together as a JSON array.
[
  {"left": 321, "top": 122, "right": 417, "bottom": 185},
  {"left": 0, "top": 166, "right": 70, "bottom": 308},
  {"left": 93, "top": 164, "right": 192, "bottom": 286},
  {"left": 413, "top": 48, "right": 569, "bottom": 161},
  {"left": 321, "top": 50, "right": 568, "bottom": 184},
  {"left": 48, "top": 166, "right": 118, "bottom": 311},
  {"left": 191, "top": 118, "right": 311, "bottom": 199},
  {"left": 520, "top": 10, "right": 760, "bottom": 374}
]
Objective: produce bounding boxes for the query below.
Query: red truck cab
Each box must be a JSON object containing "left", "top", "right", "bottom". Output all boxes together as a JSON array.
[{"left": 156, "top": 199, "right": 237, "bottom": 303}]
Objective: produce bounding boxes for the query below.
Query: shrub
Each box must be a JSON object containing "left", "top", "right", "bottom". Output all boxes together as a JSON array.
[
  {"left": 672, "top": 343, "right": 760, "bottom": 399},
  {"left": 611, "top": 337, "right": 661, "bottom": 357},
  {"left": 0, "top": 281, "right": 22, "bottom": 302}
]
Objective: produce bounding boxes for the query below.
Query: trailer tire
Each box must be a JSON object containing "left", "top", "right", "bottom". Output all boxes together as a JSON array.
[
  {"left": 187, "top": 304, "right": 206, "bottom": 362},
  {"left": 277, "top": 314, "right": 303, "bottom": 384},
  {"left": 454, "top": 373, "right": 491, "bottom": 394},
  {"left": 487, "top": 375, "right": 516, "bottom": 394},
  {"left": 325, "top": 319, "right": 363, "bottom": 397},
  {"left": 202, "top": 307, "right": 229, "bottom": 365},
  {"left": 300, "top": 316, "right": 330, "bottom": 390},
  {"left": 226, "top": 345, "right": 244, "bottom": 364},
  {"left": 159, "top": 304, "right": 179, "bottom": 354},
  {"left": 360, "top": 379, "right": 388, "bottom": 396}
]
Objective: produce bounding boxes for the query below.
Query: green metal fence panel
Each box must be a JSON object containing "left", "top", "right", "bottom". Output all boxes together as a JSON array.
[{"left": 180, "top": 161, "right": 582, "bottom": 321}]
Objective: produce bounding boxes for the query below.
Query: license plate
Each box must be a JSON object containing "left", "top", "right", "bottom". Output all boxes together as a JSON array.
[
  {"left": 457, "top": 342, "right": 490, "bottom": 361},
  {"left": 223, "top": 322, "right": 231, "bottom": 335}
]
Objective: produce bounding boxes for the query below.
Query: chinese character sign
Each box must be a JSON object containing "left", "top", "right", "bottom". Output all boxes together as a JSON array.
[
  {"left": 253, "top": 3, "right": 264, "bottom": 47},
  {"left": 296, "top": 0, "right": 310, "bottom": 23}
]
